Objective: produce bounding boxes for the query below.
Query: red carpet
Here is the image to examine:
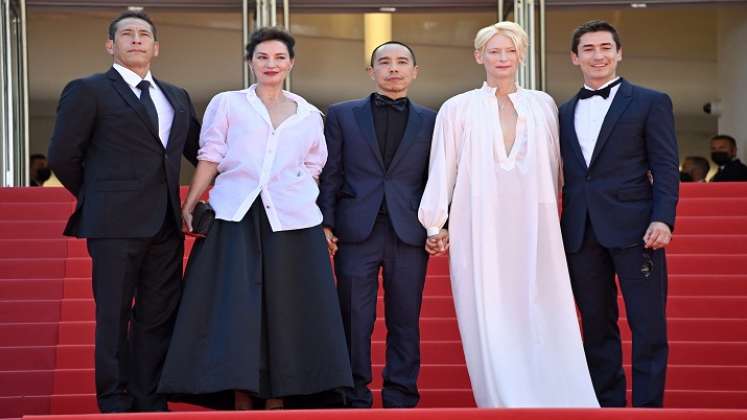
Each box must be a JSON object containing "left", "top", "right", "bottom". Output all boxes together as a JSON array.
[{"left": 1, "top": 183, "right": 747, "bottom": 419}]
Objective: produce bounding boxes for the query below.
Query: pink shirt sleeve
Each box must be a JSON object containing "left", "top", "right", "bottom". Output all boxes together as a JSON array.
[{"left": 197, "top": 93, "right": 229, "bottom": 163}]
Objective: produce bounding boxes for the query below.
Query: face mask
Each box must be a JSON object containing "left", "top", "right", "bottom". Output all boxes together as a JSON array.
[
  {"left": 711, "top": 151, "right": 732, "bottom": 166},
  {"left": 679, "top": 171, "right": 693, "bottom": 182},
  {"left": 36, "top": 167, "right": 52, "bottom": 183}
]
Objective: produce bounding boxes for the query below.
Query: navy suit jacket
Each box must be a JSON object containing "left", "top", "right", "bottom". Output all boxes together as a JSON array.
[
  {"left": 48, "top": 67, "right": 200, "bottom": 238},
  {"left": 558, "top": 79, "right": 679, "bottom": 253},
  {"left": 318, "top": 96, "right": 437, "bottom": 247}
]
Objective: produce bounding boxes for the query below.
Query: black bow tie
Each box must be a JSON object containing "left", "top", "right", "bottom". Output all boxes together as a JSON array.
[
  {"left": 373, "top": 93, "right": 408, "bottom": 112},
  {"left": 578, "top": 78, "right": 622, "bottom": 100}
]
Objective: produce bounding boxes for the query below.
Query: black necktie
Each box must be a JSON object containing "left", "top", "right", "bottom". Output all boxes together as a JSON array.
[
  {"left": 373, "top": 93, "right": 408, "bottom": 112},
  {"left": 578, "top": 78, "right": 622, "bottom": 100},
  {"left": 137, "top": 80, "right": 159, "bottom": 132}
]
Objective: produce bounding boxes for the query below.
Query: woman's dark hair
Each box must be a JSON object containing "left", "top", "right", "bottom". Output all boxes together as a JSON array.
[
  {"left": 570, "top": 20, "right": 621, "bottom": 54},
  {"left": 109, "top": 11, "right": 158, "bottom": 41},
  {"left": 245, "top": 27, "right": 296, "bottom": 60}
]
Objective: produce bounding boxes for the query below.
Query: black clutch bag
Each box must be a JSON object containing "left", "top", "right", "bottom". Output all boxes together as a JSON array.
[{"left": 188, "top": 201, "right": 215, "bottom": 238}]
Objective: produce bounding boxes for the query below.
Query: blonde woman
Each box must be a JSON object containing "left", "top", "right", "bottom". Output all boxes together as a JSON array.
[{"left": 418, "top": 22, "right": 599, "bottom": 407}]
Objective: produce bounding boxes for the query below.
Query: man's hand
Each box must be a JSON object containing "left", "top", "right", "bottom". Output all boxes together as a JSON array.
[
  {"left": 643, "top": 221, "right": 672, "bottom": 250},
  {"left": 425, "top": 229, "right": 449, "bottom": 256},
  {"left": 323, "top": 227, "right": 339, "bottom": 256}
]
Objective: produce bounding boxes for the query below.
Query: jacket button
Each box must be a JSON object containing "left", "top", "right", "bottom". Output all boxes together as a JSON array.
[{"left": 585, "top": 175, "right": 591, "bottom": 181}]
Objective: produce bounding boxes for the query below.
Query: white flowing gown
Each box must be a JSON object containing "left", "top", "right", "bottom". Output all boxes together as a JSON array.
[{"left": 418, "top": 83, "right": 599, "bottom": 408}]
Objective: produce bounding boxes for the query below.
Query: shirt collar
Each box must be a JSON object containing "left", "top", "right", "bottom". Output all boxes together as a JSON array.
[
  {"left": 244, "top": 83, "right": 322, "bottom": 117},
  {"left": 113, "top": 63, "right": 156, "bottom": 90},
  {"left": 583, "top": 76, "right": 621, "bottom": 92},
  {"left": 479, "top": 81, "right": 522, "bottom": 99}
]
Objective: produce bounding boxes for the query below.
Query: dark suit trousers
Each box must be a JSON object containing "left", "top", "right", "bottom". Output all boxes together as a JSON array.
[
  {"left": 334, "top": 215, "right": 428, "bottom": 408},
  {"left": 566, "top": 219, "right": 668, "bottom": 408},
  {"left": 86, "top": 209, "right": 182, "bottom": 412}
]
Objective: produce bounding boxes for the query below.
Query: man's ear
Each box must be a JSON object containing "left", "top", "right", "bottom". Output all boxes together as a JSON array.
[
  {"left": 570, "top": 51, "right": 579, "bottom": 66},
  {"left": 411, "top": 65, "right": 419, "bottom": 80},
  {"left": 367, "top": 66, "right": 375, "bottom": 80},
  {"left": 105, "top": 39, "right": 114, "bottom": 56},
  {"left": 153, "top": 41, "right": 160, "bottom": 58}
]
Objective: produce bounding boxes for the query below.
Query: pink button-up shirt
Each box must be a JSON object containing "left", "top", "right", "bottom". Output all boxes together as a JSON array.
[{"left": 198, "top": 85, "right": 327, "bottom": 231}]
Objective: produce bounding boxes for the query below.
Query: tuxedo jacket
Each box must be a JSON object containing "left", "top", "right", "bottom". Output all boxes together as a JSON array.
[
  {"left": 318, "top": 97, "right": 437, "bottom": 247},
  {"left": 558, "top": 79, "right": 679, "bottom": 253},
  {"left": 48, "top": 67, "right": 200, "bottom": 238}
]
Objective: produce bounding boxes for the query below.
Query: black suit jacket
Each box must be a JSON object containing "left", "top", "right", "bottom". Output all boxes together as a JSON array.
[
  {"left": 558, "top": 79, "right": 679, "bottom": 253},
  {"left": 318, "top": 97, "right": 437, "bottom": 247},
  {"left": 712, "top": 159, "right": 747, "bottom": 182},
  {"left": 48, "top": 67, "right": 200, "bottom": 238}
]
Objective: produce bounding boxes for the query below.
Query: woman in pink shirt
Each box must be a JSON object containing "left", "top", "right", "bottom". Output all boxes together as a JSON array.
[{"left": 158, "top": 27, "right": 352, "bottom": 410}]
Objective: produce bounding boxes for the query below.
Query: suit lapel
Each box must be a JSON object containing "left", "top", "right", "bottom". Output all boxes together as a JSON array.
[
  {"left": 353, "top": 98, "right": 385, "bottom": 171},
  {"left": 387, "top": 103, "right": 423, "bottom": 172},
  {"left": 154, "top": 79, "right": 182, "bottom": 151},
  {"left": 107, "top": 67, "right": 162, "bottom": 146},
  {"left": 588, "top": 80, "right": 633, "bottom": 168},
  {"left": 564, "top": 96, "right": 588, "bottom": 170}
]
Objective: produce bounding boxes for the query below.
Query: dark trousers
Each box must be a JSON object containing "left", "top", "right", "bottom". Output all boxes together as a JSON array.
[
  {"left": 86, "top": 210, "right": 182, "bottom": 412},
  {"left": 334, "top": 215, "right": 428, "bottom": 408},
  {"left": 566, "top": 219, "right": 668, "bottom": 408}
]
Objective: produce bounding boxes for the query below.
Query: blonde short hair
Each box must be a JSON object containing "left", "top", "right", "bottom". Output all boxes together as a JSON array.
[{"left": 474, "top": 21, "right": 528, "bottom": 62}]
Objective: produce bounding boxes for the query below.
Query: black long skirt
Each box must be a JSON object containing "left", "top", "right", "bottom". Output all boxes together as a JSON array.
[{"left": 158, "top": 199, "right": 352, "bottom": 408}]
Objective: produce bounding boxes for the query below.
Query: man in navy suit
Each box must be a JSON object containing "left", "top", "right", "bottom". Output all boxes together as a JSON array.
[
  {"left": 558, "top": 20, "right": 679, "bottom": 408},
  {"left": 318, "top": 41, "right": 437, "bottom": 408}
]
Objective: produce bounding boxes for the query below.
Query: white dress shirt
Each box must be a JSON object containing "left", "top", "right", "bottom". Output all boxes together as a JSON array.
[
  {"left": 198, "top": 85, "right": 327, "bottom": 231},
  {"left": 113, "top": 63, "right": 174, "bottom": 147},
  {"left": 573, "top": 77, "right": 621, "bottom": 166}
]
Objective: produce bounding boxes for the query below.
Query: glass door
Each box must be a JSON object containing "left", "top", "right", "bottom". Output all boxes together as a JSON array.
[{"left": 1, "top": 0, "right": 28, "bottom": 187}]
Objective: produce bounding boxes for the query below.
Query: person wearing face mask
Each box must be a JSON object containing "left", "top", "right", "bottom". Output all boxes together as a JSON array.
[
  {"left": 29, "top": 154, "right": 52, "bottom": 186},
  {"left": 418, "top": 21, "right": 598, "bottom": 408},
  {"left": 158, "top": 27, "right": 352, "bottom": 411},
  {"left": 710, "top": 134, "right": 747, "bottom": 182},
  {"left": 680, "top": 156, "right": 710, "bottom": 183}
]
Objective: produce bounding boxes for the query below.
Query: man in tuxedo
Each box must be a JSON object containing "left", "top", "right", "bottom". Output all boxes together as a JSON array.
[
  {"left": 47, "top": 11, "right": 199, "bottom": 412},
  {"left": 318, "top": 41, "right": 436, "bottom": 408},
  {"left": 558, "top": 20, "right": 679, "bottom": 407},
  {"left": 710, "top": 134, "right": 747, "bottom": 181}
]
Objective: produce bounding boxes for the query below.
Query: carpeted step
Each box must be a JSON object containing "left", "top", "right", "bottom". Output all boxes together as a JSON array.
[
  {"left": 26, "top": 274, "right": 747, "bottom": 300},
  {"left": 37, "top": 340, "right": 747, "bottom": 370},
  {"left": 0, "top": 259, "right": 65, "bottom": 280},
  {"left": 0, "top": 221, "right": 68, "bottom": 239},
  {"left": 21, "top": 295, "right": 747, "bottom": 323},
  {"left": 679, "top": 182, "right": 747, "bottom": 198},
  {"left": 676, "top": 198, "right": 747, "bottom": 216},
  {"left": 0, "top": 187, "right": 73, "bottom": 203},
  {"left": 667, "top": 235, "right": 747, "bottom": 254},
  {"left": 0, "top": 279, "right": 65, "bottom": 300},
  {"left": 0, "top": 323, "right": 58, "bottom": 347},
  {"left": 2, "top": 365, "right": 744, "bottom": 397},
  {"left": 42, "top": 317, "right": 747, "bottom": 346},
  {"left": 674, "top": 217, "right": 747, "bottom": 234},
  {"left": 0, "top": 203, "right": 73, "bottom": 221},
  {"left": 0, "top": 240, "right": 68, "bottom": 259}
]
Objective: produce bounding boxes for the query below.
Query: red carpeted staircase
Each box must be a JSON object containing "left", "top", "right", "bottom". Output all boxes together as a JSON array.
[{"left": 1, "top": 183, "right": 747, "bottom": 419}]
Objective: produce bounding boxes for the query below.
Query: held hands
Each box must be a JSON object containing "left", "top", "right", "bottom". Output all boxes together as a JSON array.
[
  {"left": 323, "top": 227, "right": 339, "bottom": 256},
  {"left": 425, "top": 229, "right": 450, "bottom": 256},
  {"left": 643, "top": 221, "right": 672, "bottom": 250}
]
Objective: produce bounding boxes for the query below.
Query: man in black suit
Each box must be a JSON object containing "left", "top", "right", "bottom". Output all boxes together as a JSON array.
[
  {"left": 47, "top": 11, "right": 199, "bottom": 412},
  {"left": 710, "top": 134, "right": 747, "bottom": 181},
  {"left": 318, "top": 42, "right": 437, "bottom": 408},
  {"left": 558, "top": 20, "right": 679, "bottom": 407}
]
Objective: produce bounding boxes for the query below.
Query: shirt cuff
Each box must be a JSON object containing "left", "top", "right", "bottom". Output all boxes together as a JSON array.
[{"left": 427, "top": 227, "right": 441, "bottom": 237}]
